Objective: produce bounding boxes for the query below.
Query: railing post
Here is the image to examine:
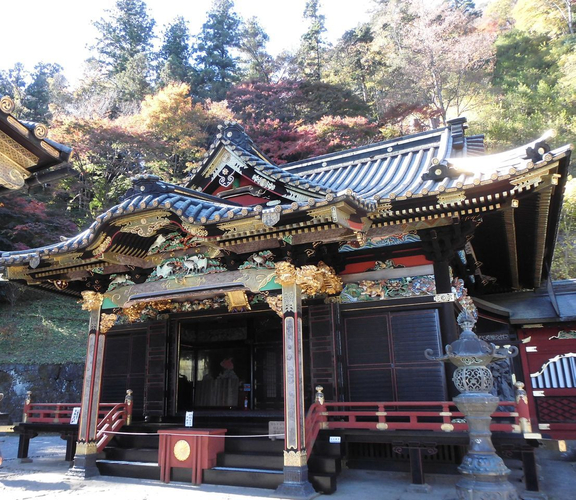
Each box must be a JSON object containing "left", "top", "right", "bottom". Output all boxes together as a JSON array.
[
  {"left": 125, "top": 390, "right": 133, "bottom": 426},
  {"left": 514, "top": 381, "right": 532, "bottom": 435},
  {"left": 23, "top": 391, "right": 32, "bottom": 423},
  {"left": 315, "top": 385, "right": 325, "bottom": 406}
]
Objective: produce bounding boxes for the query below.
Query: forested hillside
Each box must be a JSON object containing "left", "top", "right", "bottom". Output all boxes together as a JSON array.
[{"left": 1, "top": 0, "right": 575, "bottom": 279}]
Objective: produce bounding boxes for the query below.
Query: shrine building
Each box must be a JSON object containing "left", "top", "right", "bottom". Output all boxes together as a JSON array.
[{"left": 1, "top": 95, "right": 575, "bottom": 496}]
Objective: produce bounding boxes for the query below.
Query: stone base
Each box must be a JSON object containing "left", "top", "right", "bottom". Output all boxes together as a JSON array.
[
  {"left": 456, "top": 476, "right": 519, "bottom": 500},
  {"left": 272, "top": 465, "right": 319, "bottom": 499},
  {"left": 408, "top": 483, "right": 433, "bottom": 493},
  {"left": 19, "top": 458, "right": 33, "bottom": 464},
  {"left": 66, "top": 453, "right": 100, "bottom": 479},
  {"left": 520, "top": 492, "right": 548, "bottom": 500}
]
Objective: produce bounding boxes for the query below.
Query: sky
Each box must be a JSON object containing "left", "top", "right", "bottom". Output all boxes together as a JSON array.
[{"left": 1, "top": 0, "right": 377, "bottom": 85}]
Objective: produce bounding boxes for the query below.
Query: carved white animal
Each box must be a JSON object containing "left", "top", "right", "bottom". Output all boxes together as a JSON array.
[
  {"left": 156, "top": 262, "right": 174, "bottom": 278},
  {"left": 149, "top": 234, "right": 167, "bottom": 253},
  {"left": 251, "top": 254, "right": 267, "bottom": 267},
  {"left": 191, "top": 255, "right": 208, "bottom": 272},
  {"left": 182, "top": 257, "right": 197, "bottom": 275},
  {"left": 109, "top": 274, "right": 129, "bottom": 288}
]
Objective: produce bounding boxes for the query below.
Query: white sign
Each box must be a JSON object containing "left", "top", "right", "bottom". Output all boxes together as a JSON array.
[
  {"left": 269, "top": 421, "right": 285, "bottom": 440},
  {"left": 185, "top": 411, "right": 194, "bottom": 427},
  {"left": 70, "top": 407, "right": 81, "bottom": 425},
  {"left": 329, "top": 436, "right": 341, "bottom": 444}
]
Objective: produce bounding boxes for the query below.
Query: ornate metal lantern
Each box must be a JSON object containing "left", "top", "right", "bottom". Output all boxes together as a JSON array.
[{"left": 426, "top": 309, "right": 520, "bottom": 500}]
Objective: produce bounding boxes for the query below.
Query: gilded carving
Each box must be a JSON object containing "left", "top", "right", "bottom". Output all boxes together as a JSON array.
[
  {"left": 274, "top": 261, "right": 342, "bottom": 297},
  {"left": 92, "top": 236, "right": 112, "bottom": 256},
  {"left": 0, "top": 96, "right": 15, "bottom": 113},
  {"left": 297, "top": 264, "right": 325, "bottom": 295},
  {"left": 99, "top": 313, "right": 118, "bottom": 334},
  {"left": 438, "top": 191, "right": 466, "bottom": 206},
  {"left": 218, "top": 218, "right": 266, "bottom": 235},
  {"left": 283, "top": 450, "right": 307, "bottom": 467},
  {"left": 76, "top": 442, "right": 98, "bottom": 455},
  {"left": 225, "top": 290, "right": 251, "bottom": 312},
  {"left": 123, "top": 300, "right": 172, "bottom": 322},
  {"left": 119, "top": 214, "right": 172, "bottom": 237},
  {"left": 33, "top": 123, "right": 48, "bottom": 139},
  {"left": 40, "top": 141, "right": 60, "bottom": 157},
  {"left": 81, "top": 291, "right": 104, "bottom": 311},
  {"left": 0, "top": 130, "right": 38, "bottom": 189},
  {"left": 275, "top": 261, "right": 298, "bottom": 286},
  {"left": 0, "top": 163, "right": 26, "bottom": 189},
  {"left": 181, "top": 221, "right": 208, "bottom": 238},
  {"left": 265, "top": 294, "right": 283, "bottom": 317}
]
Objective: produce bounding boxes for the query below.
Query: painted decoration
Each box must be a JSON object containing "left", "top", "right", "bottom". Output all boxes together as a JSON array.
[
  {"left": 339, "top": 232, "right": 420, "bottom": 252},
  {"left": 340, "top": 275, "right": 436, "bottom": 302},
  {"left": 146, "top": 254, "right": 226, "bottom": 282},
  {"left": 239, "top": 250, "right": 275, "bottom": 269}
]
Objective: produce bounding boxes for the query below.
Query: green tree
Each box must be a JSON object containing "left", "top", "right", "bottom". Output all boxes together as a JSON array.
[
  {"left": 552, "top": 177, "right": 576, "bottom": 279},
  {"left": 21, "top": 63, "right": 65, "bottom": 122},
  {"left": 326, "top": 24, "right": 378, "bottom": 107},
  {"left": 513, "top": 0, "right": 575, "bottom": 36},
  {"left": 238, "top": 17, "right": 275, "bottom": 83},
  {"left": 299, "top": 0, "right": 328, "bottom": 81},
  {"left": 91, "top": 0, "right": 156, "bottom": 75},
  {"left": 0, "top": 63, "right": 28, "bottom": 113},
  {"left": 88, "top": 0, "right": 156, "bottom": 110},
  {"left": 193, "top": 0, "right": 242, "bottom": 101},
  {"left": 158, "top": 16, "right": 194, "bottom": 87}
]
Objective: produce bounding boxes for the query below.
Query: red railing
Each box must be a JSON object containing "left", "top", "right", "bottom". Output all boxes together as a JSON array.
[
  {"left": 305, "top": 384, "right": 532, "bottom": 462},
  {"left": 22, "top": 389, "right": 133, "bottom": 452}
]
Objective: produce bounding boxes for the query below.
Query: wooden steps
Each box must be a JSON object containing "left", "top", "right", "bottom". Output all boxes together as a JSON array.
[{"left": 96, "top": 424, "right": 342, "bottom": 494}]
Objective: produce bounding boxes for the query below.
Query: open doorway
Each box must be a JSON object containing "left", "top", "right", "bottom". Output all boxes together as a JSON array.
[{"left": 176, "top": 312, "right": 285, "bottom": 414}]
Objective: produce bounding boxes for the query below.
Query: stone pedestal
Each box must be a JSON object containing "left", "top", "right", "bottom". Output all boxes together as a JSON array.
[{"left": 454, "top": 393, "right": 518, "bottom": 500}]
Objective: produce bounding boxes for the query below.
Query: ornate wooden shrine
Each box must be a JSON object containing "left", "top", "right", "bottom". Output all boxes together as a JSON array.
[
  {"left": 0, "top": 117, "right": 573, "bottom": 495},
  {"left": 0, "top": 96, "right": 75, "bottom": 195}
]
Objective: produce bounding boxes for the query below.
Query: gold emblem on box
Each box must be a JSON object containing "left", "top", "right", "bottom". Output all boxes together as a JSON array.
[{"left": 174, "top": 440, "right": 191, "bottom": 461}]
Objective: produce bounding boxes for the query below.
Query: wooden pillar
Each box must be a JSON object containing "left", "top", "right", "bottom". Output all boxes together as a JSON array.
[
  {"left": 68, "top": 291, "right": 105, "bottom": 478},
  {"left": 434, "top": 260, "right": 460, "bottom": 399},
  {"left": 274, "top": 281, "right": 316, "bottom": 499}
]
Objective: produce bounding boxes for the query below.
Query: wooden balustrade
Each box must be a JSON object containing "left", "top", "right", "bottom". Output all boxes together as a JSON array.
[
  {"left": 304, "top": 383, "right": 533, "bottom": 463},
  {"left": 21, "top": 390, "right": 133, "bottom": 453}
]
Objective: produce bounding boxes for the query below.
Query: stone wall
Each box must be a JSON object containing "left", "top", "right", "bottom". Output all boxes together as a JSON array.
[{"left": 0, "top": 363, "right": 84, "bottom": 423}]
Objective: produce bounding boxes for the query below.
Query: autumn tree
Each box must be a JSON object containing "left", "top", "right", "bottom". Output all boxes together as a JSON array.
[
  {"left": 140, "top": 83, "right": 218, "bottom": 181},
  {"left": 51, "top": 116, "right": 168, "bottom": 218},
  {"left": 0, "top": 194, "right": 78, "bottom": 251},
  {"left": 193, "top": 0, "right": 242, "bottom": 101},
  {"left": 370, "top": 0, "right": 495, "bottom": 125}
]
